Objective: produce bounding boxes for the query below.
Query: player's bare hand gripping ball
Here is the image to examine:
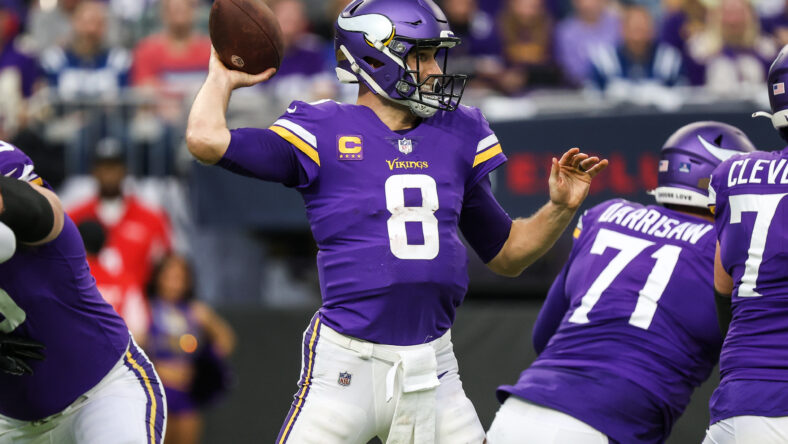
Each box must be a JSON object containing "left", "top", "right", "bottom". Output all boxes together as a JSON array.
[
  {"left": 208, "top": 46, "right": 276, "bottom": 90},
  {"left": 549, "top": 147, "right": 608, "bottom": 210}
]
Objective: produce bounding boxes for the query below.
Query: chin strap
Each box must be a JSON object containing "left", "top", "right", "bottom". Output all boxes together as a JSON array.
[{"left": 753, "top": 110, "right": 788, "bottom": 130}]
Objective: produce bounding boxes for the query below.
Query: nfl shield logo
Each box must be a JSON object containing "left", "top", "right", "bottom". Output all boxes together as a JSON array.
[
  {"left": 338, "top": 371, "right": 352, "bottom": 387},
  {"left": 398, "top": 138, "right": 413, "bottom": 155},
  {"left": 679, "top": 162, "right": 691, "bottom": 173}
]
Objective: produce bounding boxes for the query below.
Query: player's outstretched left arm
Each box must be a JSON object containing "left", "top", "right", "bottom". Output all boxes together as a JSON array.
[
  {"left": 0, "top": 176, "right": 65, "bottom": 250},
  {"left": 488, "top": 148, "right": 607, "bottom": 277}
]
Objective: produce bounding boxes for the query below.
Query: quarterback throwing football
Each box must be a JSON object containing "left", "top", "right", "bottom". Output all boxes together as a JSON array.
[{"left": 186, "top": 0, "right": 607, "bottom": 442}]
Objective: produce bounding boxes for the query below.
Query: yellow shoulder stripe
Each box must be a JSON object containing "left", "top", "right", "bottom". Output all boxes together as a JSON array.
[
  {"left": 709, "top": 205, "right": 716, "bottom": 215},
  {"left": 473, "top": 144, "right": 502, "bottom": 168},
  {"left": 573, "top": 227, "right": 581, "bottom": 239},
  {"left": 270, "top": 125, "right": 321, "bottom": 167}
]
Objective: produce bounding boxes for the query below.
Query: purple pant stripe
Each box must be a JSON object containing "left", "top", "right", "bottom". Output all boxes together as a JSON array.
[
  {"left": 276, "top": 314, "right": 322, "bottom": 443},
  {"left": 124, "top": 344, "right": 166, "bottom": 444}
]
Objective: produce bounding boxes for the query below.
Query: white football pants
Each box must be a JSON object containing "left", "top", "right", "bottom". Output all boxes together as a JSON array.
[
  {"left": 703, "top": 415, "right": 788, "bottom": 444},
  {"left": 276, "top": 315, "right": 485, "bottom": 444},
  {"left": 0, "top": 338, "right": 166, "bottom": 444},
  {"left": 487, "top": 397, "right": 609, "bottom": 444}
]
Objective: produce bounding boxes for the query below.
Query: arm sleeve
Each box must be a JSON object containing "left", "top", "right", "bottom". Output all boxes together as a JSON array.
[
  {"left": 532, "top": 210, "right": 587, "bottom": 354},
  {"left": 532, "top": 262, "right": 571, "bottom": 355},
  {"left": 0, "top": 176, "right": 54, "bottom": 243},
  {"left": 218, "top": 128, "right": 316, "bottom": 188},
  {"left": 459, "top": 177, "right": 512, "bottom": 263},
  {"left": 715, "top": 289, "right": 732, "bottom": 337}
]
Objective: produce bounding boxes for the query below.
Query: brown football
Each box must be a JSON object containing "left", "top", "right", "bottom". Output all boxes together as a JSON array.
[{"left": 209, "top": 0, "right": 284, "bottom": 75}]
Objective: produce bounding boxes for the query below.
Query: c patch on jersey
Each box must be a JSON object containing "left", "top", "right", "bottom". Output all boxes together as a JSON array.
[{"left": 338, "top": 136, "right": 364, "bottom": 160}]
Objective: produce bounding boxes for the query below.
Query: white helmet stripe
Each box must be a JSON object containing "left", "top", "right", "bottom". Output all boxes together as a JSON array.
[
  {"left": 697, "top": 135, "right": 745, "bottom": 162},
  {"left": 339, "top": 45, "right": 410, "bottom": 107},
  {"left": 337, "top": 14, "right": 395, "bottom": 45}
]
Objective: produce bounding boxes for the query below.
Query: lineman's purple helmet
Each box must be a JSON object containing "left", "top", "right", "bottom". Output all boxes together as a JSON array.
[
  {"left": 753, "top": 44, "right": 788, "bottom": 140},
  {"left": 334, "top": 0, "right": 467, "bottom": 118},
  {"left": 0, "top": 141, "right": 43, "bottom": 185},
  {"left": 652, "top": 122, "right": 756, "bottom": 208}
]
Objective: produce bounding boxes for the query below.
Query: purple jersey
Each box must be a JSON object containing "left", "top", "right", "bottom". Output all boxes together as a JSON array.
[
  {"left": 707, "top": 147, "right": 788, "bottom": 423},
  {"left": 0, "top": 143, "right": 129, "bottom": 421},
  {"left": 223, "top": 100, "right": 507, "bottom": 345},
  {"left": 499, "top": 199, "right": 722, "bottom": 444}
]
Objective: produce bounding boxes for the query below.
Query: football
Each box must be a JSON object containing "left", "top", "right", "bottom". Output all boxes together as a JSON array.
[{"left": 209, "top": 0, "right": 284, "bottom": 75}]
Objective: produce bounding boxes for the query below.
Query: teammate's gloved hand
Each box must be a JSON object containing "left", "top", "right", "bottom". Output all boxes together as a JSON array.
[{"left": 0, "top": 332, "right": 45, "bottom": 376}]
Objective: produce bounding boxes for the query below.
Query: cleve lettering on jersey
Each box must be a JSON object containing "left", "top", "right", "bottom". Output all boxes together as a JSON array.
[{"left": 708, "top": 147, "right": 788, "bottom": 423}]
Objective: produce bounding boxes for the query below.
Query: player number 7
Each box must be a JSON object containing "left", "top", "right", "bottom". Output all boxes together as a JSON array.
[
  {"left": 568, "top": 229, "right": 682, "bottom": 330},
  {"left": 728, "top": 193, "right": 788, "bottom": 297}
]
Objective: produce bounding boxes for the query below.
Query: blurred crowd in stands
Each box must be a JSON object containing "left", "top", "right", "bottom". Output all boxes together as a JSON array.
[
  {"left": 0, "top": 0, "right": 781, "bottom": 315},
  {"left": 0, "top": 0, "right": 782, "bottom": 178}
]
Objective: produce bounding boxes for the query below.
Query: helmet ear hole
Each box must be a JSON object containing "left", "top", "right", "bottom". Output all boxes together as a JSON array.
[
  {"left": 714, "top": 135, "right": 724, "bottom": 146},
  {"left": 363, "top": 56, "right": 384, "bottom": 69}
]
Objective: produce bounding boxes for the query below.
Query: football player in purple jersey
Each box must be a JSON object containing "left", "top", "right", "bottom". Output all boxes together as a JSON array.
[
  {"left": 0, "top": 142, "right": 166, "bottom": 444},
  {"left": 488, "top": 122, "right": 756, "bottom": 444},
  {"left": 186, "top": 0, "right": 607, "bottom": 442},
  {"left": 703, "top": 45, "right": 788, "bottom": 444}
]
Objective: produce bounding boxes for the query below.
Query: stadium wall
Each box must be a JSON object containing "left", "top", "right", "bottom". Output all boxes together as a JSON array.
[{"left": 204, "top": 305, "right": 718, "bottom": 443}]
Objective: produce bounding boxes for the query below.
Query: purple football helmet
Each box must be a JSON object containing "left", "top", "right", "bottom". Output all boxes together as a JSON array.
[
  {"left": 652, "top": 121, "right": 756, "bottom": 208},
  {"left": 334, "top": 0, "right": 468, "bottom": 118},
  {"left": 0, "top": 140, "right": 43, "bottom": 185},
  {"left": 753, "top": 44, "right": 788, "bottom": 140}
]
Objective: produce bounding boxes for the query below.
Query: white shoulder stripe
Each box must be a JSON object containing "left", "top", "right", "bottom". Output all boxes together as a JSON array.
[
  {"left": 476, "top": 134, "right": 499, "bottom": 152},
  {"left": 273, "top": 119, "right": 317, "bottom": 148}
]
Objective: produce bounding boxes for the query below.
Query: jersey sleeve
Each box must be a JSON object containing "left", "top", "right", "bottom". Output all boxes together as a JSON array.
[
  {"left": 532, "top": 261, "right": 571, "bottom": 354},
  {"left": 459, "top": 177, "right": 513, "bottom": 263},
  {"left": 265, "top": 100, "right": 336, "bottom": 187},
  {"left": 220, "top": 127, "right": 314, "bottom": 188},
  {"left": 708, "top": 162, "right": 730, "bottom": 220},
  {"left": 531, "top": 211, "right": 587, "bottom": 354},
  {"left": 466, "top": 107, "right": 507, "bottom": 189}
]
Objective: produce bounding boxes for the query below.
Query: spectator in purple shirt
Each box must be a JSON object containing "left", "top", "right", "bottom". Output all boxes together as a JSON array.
[
  {"left": 0, "top": 2, "right": 41, "bottom": 140},
  {"left": 554, "top": 0, "right": 620, "bottom": 86},
  {"left": 267, "top": 0, "right": 335, "bottom": 104},
  {"left": 659, "top": 0, "right": 707, "bottom": 85},
  {"left": 497, "top": 0, "right": 563, "bottom": 93},
  {"left": 441, "top": 0, "right": 505, "bottom": 91},
  {"left": 762, "top": 0, "right": 788, "bottom": 47},
  {"left": 687, "top": 0, "right": 776, "bottom": 97}
]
